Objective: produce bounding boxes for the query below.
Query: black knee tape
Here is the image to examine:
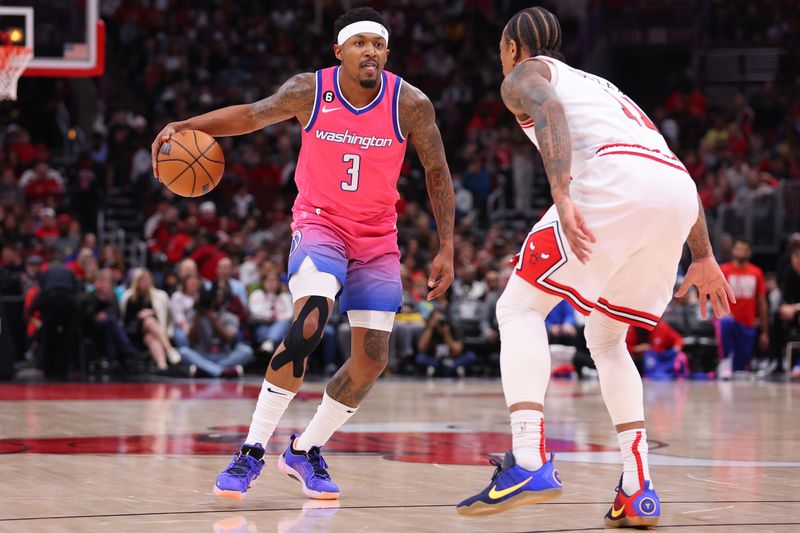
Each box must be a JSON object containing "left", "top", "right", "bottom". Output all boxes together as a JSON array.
[{"left": 270, "top": 296, "right": 329, "bottom": 378}]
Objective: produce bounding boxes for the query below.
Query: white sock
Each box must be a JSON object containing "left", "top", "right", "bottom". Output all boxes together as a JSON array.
[
  {"left": 244, "top": 379, "right": 295, "bottom": 447},
  {"left": 511, "top": 410, "right": 546, "bottom": 471},
  {"left": 294, "top": 392, "right": 357, "bottom": 452},
  {"left": 618, "top": 428, "right": 652, "bottom": 494}
]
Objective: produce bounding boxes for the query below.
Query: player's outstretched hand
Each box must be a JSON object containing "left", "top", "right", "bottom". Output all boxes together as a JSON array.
[
  {"left": 151, "top": 123, "right": 180, "bottom": 181},
  {"left": 555, "top": 196, "right": 596, "bottom": 264},
  {"left": 675, "top": 256, "right": 736, "bottom": 319},
  {"left": 427, "top": 247, "right": 455, "bottom": 301}
]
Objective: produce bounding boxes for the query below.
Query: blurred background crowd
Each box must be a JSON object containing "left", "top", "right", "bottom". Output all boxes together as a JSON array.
[{"left": 1, "top": 0, "right": 800, "bottom": 381}]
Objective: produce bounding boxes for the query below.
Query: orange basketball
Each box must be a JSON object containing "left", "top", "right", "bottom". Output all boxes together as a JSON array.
[{"left": 157, "top": 130, "right": 224, "bottom": 197}]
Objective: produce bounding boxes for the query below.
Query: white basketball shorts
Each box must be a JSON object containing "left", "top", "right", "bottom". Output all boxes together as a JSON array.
[{"left": 512, "top": 146, "right": 698, "bottom": 330}]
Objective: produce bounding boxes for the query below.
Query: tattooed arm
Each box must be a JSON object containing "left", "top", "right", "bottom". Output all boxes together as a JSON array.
[
  {"left": 686, "top": 194, "right": 713, "bottom": 259},
  {"left": 676, "top": 195, "right": 736, "bottom": 319},
  {"left": 399, "top": 82, "right": 455, "bottom": 300},
  {"left": 151, "top": 73, "right": 315, "bottom": 177},
  {"left": 501, "top": 60, "right": 596, "bottom": 263},
  {"left": 501, "top": 61, "right": 571, "bottom": 202}
]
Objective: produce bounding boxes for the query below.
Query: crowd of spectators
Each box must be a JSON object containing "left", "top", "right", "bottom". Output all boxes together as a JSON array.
[{"left": 1, "top": 1, "right": 800, "bottom": 380}]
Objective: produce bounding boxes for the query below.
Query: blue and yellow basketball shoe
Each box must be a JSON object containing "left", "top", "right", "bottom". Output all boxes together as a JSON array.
[
  {"left": 278, "top": 434, "right": 340, "bottom": 500},
  {"left": 213, "top": 443, "right": 265, "bottom": 500},
  {"left": 457, "top": 450, "right": 563, "bottom": 516},
  {"left": 604, "top": 476, "right": 661, "bottom": 528}
]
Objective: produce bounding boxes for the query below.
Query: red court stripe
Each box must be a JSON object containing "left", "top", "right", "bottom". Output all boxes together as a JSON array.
[{"left": 632, "top": 431, "right": 645, "bottom": 489}]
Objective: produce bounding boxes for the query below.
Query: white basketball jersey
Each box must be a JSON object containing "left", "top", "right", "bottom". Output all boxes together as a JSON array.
[{"left": 517, "top": 56, "right": 679, "bottom": 181}]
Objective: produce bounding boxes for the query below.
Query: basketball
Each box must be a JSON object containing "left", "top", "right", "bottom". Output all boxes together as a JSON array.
[{"left": 156, "top": 130, "right": 224, "bottom": 197}]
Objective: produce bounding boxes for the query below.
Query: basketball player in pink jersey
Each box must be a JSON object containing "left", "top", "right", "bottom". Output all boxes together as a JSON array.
[
  {"left": 151, "top": 8, "right": 454, "bottom": 501},
  {"left": 457, "top": 7, "right": 735, "bottom": 527}
]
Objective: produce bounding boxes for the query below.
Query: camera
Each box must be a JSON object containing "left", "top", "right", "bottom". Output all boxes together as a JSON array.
[{"left": 196, "top": 284, "right": 215, "bottom": 311}]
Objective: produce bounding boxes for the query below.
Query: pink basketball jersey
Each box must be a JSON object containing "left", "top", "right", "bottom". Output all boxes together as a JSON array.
[{"left": 294, "top": 66, "right": 406, "bottom": 237}]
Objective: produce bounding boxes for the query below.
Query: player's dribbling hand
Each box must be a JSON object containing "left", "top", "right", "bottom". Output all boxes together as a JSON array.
[
  {"left": 427, "top": 247, "right": 454, "bottom": 301},
  {"left": 151, "top": 123, "right": 179, "bottom": 180},
  {"left": 675, "top": 256, "right": 736, "bottom": 319},
  {"left": 555, "top": 196, "right": 596, "bottom": 264}
]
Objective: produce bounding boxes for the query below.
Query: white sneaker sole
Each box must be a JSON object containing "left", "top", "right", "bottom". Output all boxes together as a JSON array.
[{"left": 277, "top": 454, "right": 340, "bottom": 500}]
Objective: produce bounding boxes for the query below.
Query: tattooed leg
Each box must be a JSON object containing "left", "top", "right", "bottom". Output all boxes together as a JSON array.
[{"left": 326, "top": 328, "right": 390, "bottom": 408}]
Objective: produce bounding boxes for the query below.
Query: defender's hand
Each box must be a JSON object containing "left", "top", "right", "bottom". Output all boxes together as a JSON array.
[
  {"left": 427, "top": 247, "right": 454, "bottom": 301},
  {"left": 555, "top": 197, "right": 596, "bottom": 264},
  {"left": 675, "top": 256, "right": 736, "bottom": 319}
]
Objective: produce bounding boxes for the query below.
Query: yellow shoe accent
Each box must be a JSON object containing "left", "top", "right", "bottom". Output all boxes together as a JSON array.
[
  {"left": 610, "top": 504, "right": 625, "bottom": 518},
  {"left": 487, "top": 476, "right": 533, "bottom": 500},
  {"left": 458, "top": 487, "right": 563, "bottom": 516}
]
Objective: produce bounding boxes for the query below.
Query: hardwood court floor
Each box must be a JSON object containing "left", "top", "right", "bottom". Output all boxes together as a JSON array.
[{"left": 0, "top": 378, "right": 799, "bottom": 532}]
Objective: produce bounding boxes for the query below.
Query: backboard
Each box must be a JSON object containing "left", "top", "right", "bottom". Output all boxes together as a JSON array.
[{"left": 0, "top": 0, "right": 104, "bottom": 77}]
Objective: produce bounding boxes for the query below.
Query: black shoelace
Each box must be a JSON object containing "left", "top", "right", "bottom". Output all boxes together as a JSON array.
[
  {"left": 307, "top": 447, "right": 331, "bottom": 479},
  {"left": 227, "top": 453, "right": 256, "bottom": 478},
  {"left": 488, "top": 457, "right": 503, "bottom": 482}
]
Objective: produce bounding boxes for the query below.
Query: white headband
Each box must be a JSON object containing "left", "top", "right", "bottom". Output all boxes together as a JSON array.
[{"left": 337, "top": 21, "right": 389, "bottom": 46}]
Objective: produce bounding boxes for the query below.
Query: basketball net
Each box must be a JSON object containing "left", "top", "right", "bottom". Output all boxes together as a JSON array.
[{"left": 0, "top": 45, "right": 33, "bottom": 101}]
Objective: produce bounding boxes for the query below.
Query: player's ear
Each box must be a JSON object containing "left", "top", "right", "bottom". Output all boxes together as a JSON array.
[
  {"left": 508, "top": 38, "right": 519, "bottom": 65},
  {"left": 333, "top": 44, "right": 343, "bottom": 61}
]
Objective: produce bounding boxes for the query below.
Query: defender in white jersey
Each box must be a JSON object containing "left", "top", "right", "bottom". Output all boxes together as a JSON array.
[{"left": 458, "top": 7, "right": 735, "bottom": 527}]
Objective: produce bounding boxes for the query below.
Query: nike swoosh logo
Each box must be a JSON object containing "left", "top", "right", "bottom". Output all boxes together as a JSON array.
[
  {"left": 321, "top": 106, "right": 342, "bottom": 113},
  {"left": 267, "top": 387, "right": 287, "bottom": 396},
  {"left": 346, "top": 409, "right": 355, "bottom": 413},
  {"left": 487, "top": 476, "right": 532, "bottom": 500},
  {"left": 611, "top": 504, "right": 625, "bottom": 518}
]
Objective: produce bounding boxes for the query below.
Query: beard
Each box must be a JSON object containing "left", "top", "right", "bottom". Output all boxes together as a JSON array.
[{"left": 359, "top": 77, "right": 378, "bottom": 89}]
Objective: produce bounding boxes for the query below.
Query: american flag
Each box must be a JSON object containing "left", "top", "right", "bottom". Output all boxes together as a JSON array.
[{"left": 63, "top": 43, "right": 88, "bottom": 60}]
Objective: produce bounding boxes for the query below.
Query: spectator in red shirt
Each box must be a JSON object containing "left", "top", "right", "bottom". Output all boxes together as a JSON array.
[
  {"left": 719, "top": 239, "right": 769, "bottom": 376},
  {"left": 8, "top": 128, "right": 38, "bottom": 166},
  {"left": 642, "top": 321, "right": 688, "bottom": 379},
  {"left": 33, "top": 207, "right": 59, "bottom": 243},
  {"left": 190, "top": 232, "right": 226, "bottom": 282},
  {"left": 19, "top": 162, "right": 65, "bottom": 205},
  {"left": 68, "top": 247, "right": 98, "bottom": 284},
  {"left": 198, "top": 201, "right": 219, "bottom": 234}
]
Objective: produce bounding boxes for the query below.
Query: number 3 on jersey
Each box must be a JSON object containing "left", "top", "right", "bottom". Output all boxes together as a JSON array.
[{"left": 341, "top": 153, "right": 360, "bottom": 192}]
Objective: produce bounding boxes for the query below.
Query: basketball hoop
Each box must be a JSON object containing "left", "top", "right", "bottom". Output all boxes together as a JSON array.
[{"left": 0, "top": 45, "right": 33, "bottom": 101}]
